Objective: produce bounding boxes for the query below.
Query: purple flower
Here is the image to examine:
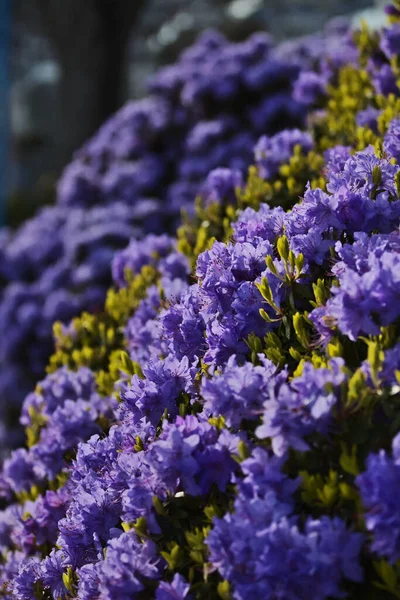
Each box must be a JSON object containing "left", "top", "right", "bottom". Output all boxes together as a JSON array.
[
  {"left": 161, "top": 285, "right": 205, "bottom": 361},
  {"left": 312, "top": 234, "right": 400, "bottom": 341},
  {"left": 369, "top": 61, "right": 399, "bottom": 96},
  {"left": 357, "top": 441, "right": 400, "bottom": 562},
  {"left": 200, "top": 168, "right": 244, "bottom": 206},
  {"left": 149, "top": 416, "right": 237, "bottom": 496},
  {"left": 356, "top": 106, "right": 380, "bottom": 132},
  {"left": 385, "top": 5, "right": 400, "bottom": 17},
  {"left": 256, "top": 359, "right": 345, "bottom": 456},
  {"left": 230, "top": 241, "right": 273, "bottom": 282},
  {"left": 2, "top": 449, "right": 35, "bottom": 494},
  {"left": 201, "top": 355, "right": 277, "bottom": 427},
  {"left": 159, "top": 252, "right": 190, "bottom": 283},
  {"left": 384, "top": 117, "right": 400, "bottom": 163},
  {"left": 122, "top": 356, "right": 196, "bottom": 425},
  {"left": 112, "top": 234, "right": 174, "bottom": 287},
  {"left": 208, "top": 512, "right": 362, "bottom": 600},
  {"left": 124, "top": 285, "right": 165, "bottom": 363},
  {"left": 249, "top": 93, "right": 305, "bottom": 134},
  {"left": 293, "top": 71, "right": 327, "bottom": 105},
  {"left": 57, "top": 162, "right": 100, "bottom": 207},
  {"left": 324, "top": 145, "right": 351, "bottom": 187},
  {"left": 77, "top": 563, "right": 100, "bottom": 600},
  {"left": 97, "top": 532, "right": 162, "bottom": 599},
  {"left": 254, "top": 129, "right": 313, "bottom": 180},
  {"left": 207, "top": 446, "right": 362, "bottom": 600},
  {"left": 149, "top": 425, "right": 202, "bottom": 496},
  {"left": 156, "top": 574, "right": 192, "bottom": 600},
  {"left": 328, "top": 145, "right": 399, "bottom": 197},
  {"left": 286, "top": 184, "right": 341, "bottom": 236},
  {"left": 232, "top": 204, "right": 285, "bottom": 244},
  {"left": 290, "top": 231, "right": 334, "bottom": 265},
  {"left": 21, "top": 367, "right": 98, "bottom": 427},
  {"left": 380, "top": 24, "right": 400, "bottom": 60},
  {"left": 203, "top": 315, "right": 249, "bottom": 367},
  {"left": 11, "top": 558, "right": 42, "bottom": 600},
  {"left": 41, "top": 549, "right": 70, "bottom": 599}
]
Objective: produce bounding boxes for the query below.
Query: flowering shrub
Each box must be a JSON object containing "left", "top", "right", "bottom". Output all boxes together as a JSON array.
[
  {"left": 0, "top": 25, "right": 353, "bottom": 443},
  {"left": 3, "top": 3, "right": 400, "bottom": 599}
]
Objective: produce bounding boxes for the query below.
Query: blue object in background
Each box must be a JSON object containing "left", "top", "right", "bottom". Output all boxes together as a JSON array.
[{"left": 0, "top": 0, "right": 10, "bottom": 226}]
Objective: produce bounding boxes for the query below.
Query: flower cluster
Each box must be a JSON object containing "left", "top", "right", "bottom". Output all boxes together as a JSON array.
[
  {"left": 2, "top": 6, "right": 400, "bottom": 600},
  {"left": 0, "top": 26, "right": 336, "bottom": 442},
  {"left": 207, "top": 449, "right": 363, "bottom": 600}
]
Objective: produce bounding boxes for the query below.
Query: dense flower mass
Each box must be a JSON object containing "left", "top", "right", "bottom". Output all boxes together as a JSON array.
[
  {"left": 0, "top": 26, "right": 327, "bottom": 444},
  {"left": 207, "top": 448, "right": 363, "bottom": 600},
  {"left": 2, "top": 3, "right": 400, "bottom": 599}
]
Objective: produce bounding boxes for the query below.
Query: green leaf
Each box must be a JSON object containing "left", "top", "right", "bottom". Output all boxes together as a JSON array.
[
  {"left": 277, "top": 235, "right": 290, "bottom": 262},
  {"left": 293, "top": 312, "right": 310, "bottom": 348},
  {"left": 218, "top": 580, "right": 231, "bottom": 600},
  {"left": 256, "top": 279, "right": 273, "bottom": 304},
  {"left": 153, "top": 496, "right": 167, "bottom": 516},
  {"left": 339, "top": 444, "right": 359, "bottom": 476},
  {"left": 265, "top": 254, "right": 278, "bottom": 276},
  {"left": 238, "top": 440, "right": 251, "bottom": 461},
  {"left": 374, "top": 559, "right": 400, "bottom": 596}
]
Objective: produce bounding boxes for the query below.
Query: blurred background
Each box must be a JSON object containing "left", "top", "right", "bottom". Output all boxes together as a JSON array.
[{"left": 5, "top": 0, "right": 384, "bottom": 228}]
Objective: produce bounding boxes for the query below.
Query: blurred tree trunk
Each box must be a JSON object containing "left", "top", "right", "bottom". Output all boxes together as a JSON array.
[{"left": 31, "top": 0, "right": 145, "bottom": 162}]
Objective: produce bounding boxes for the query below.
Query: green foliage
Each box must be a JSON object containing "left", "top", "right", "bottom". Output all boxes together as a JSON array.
[
  {"left": 373, "top": 561, "right": 400, "bottom": 598},
  {"left": 177, "top": 196, "right": 236, "bottom": 265},
  {"left": 48, "top": 266, "right": 158, "bottom": 399},
  {"left": 105, "top": 265, "right": 158, "bottom": 324},
  {"left": 317, "top": 65, "right": 373, "bottom": 149},
  {"left": 177, "top": 147, "right": 326, "bottom": 264}
]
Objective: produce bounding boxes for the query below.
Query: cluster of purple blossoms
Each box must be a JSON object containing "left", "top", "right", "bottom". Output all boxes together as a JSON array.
[
  {"left": 3, "top": 10, "right": 400, "bottom": 600},
  {"left": 256, "top": 358, "right": 346, "bottom": 456},
  {"left": 201, "top": 355, "right": 279, "bottom": 428},
  {"left": 0, "top": 202, "right": 142, "bottom": 446},
  {"left": 357, "top": 433, "right": 400, "bottom": 563},
  {"left": 199, "top": 168, "right": 244, "bottom": 207},
  {"left": 13, "top": 411, "right": 240, "bottom": 598},
  {"left": 254, "top": 128, "right": 314, "bottom": 179},
  {"left": 384, "top": 117, "right": 400, "bottom": 163},
  {"left": 311, "top": 231, "right": 400, "bottom": 342},
  {"left": 0, "top": 367, "right": 115, "bottom": 500},
  {"left": 380, "top": 23, "right": 400, "bottom": 60},
  {"left": 0, "top": 24, "right": 329, "bottom": 441},
  {"left": 207, "top": 448, "right": 363, "bottom": 600}
]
